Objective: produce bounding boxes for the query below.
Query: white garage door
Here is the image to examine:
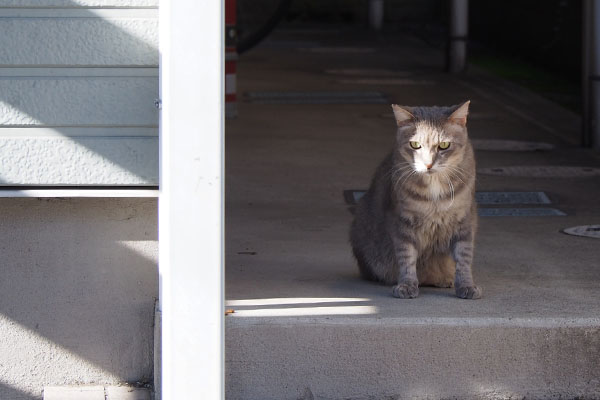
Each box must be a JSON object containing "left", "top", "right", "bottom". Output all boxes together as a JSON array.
[{"left": 0, "top": 1, "right": 158, "bottom": 186}]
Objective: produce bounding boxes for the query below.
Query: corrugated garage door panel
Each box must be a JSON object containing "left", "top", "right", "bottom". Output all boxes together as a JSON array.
[
  {"left": 0, "top": 1, "right": 157, "bottom": 6},
  {"left": 0, "top": 3, "right": 158, "bottom": 186}
]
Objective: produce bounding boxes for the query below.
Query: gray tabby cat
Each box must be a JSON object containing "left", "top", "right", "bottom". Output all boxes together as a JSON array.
[{"left": 350, "top": 101, "right": 481, "bottom": 299}]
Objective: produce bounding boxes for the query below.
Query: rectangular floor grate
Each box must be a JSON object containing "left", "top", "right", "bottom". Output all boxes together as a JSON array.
[
  {"left": 345, "top": 191, "right": 552, "bottom": 205},
  {"left": 245, "top": 91, "right": 387, "bottom": 105},
  {"left": 477, "top": 208, "right": 566, "bottom": 217},
  {"left": 475, "top": 191, "right": 551, "bottom": 205},
  {"left": 344, "top": 190, "right": 566, "bottom": 216}
]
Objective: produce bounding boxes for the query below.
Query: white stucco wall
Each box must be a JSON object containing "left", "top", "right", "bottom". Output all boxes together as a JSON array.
[{"left": 0, "top": 198, "right": 158, "bottom": 399}]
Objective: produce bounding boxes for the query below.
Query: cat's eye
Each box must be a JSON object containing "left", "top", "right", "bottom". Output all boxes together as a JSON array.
[
  {"left": 438, "top": 142, "right": 451, "bottom": 150},
  {"left": 409, "top": 141, "right": 421, "bottom": 149}
]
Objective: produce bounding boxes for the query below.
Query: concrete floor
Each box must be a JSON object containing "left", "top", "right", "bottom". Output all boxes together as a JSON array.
[{"left": 225, "top": 26, "right": 600, "bottom": 400}]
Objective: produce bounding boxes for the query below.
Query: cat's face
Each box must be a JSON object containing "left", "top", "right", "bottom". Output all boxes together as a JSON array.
[{"left": 392, "top": 102, "right": 470, "bottom": 177}]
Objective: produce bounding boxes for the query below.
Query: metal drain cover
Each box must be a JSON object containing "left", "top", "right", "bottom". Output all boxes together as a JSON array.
[
  {"left": 476, "top": 191, "right": 551, "bottom": 205},
  {"left": 245, "top": 91, "right": 387, "bottom": 105},
  {"left": 478, "top": 208, "right": 566, "bottom": 217},
  {"left": 478, "top": 166, "right": 600, "bottom": 178},
  {"left": 562, "top": 225, "right": 600, "bottom": 239},
  {"left": 471, "top": 140, "right": 554, "bottom": 152}
]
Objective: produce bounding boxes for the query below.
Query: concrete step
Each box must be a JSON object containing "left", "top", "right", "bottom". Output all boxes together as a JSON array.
[{"left": 226, "top": 313, "right": 600, "bottom": 399}]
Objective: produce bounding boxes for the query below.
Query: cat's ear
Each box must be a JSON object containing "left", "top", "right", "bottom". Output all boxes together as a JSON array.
[
  {"left": 448, "top": 100, "right": 470, "bottom": 126},
  {"left": 391, "top": 104, "right": 415, "bottom": 127}
]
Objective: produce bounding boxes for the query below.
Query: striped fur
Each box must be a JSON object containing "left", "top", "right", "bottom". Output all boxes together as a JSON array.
[{"left": 350, "top": 102, "right": 482, "bottom": 299}]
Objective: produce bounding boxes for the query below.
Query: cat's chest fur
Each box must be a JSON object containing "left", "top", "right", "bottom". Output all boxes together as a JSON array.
[
  {"left": 397, "top": 182, "right": 471, "bottom": 252},
  {"left": 425, "top": 177, "right": 446, "bottom": 200},
  {"left": 411, "top": 206, "right": 464, "bottom": 253}
]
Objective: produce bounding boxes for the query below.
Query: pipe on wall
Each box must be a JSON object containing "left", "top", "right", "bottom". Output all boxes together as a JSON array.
[
  {"left": 583, "top": 0, "right": 591, "bottom": 147},
  {"left": 447, "top": 0, "right": 469, "bottom": 73},
  {"left": 587, "top": 0, "right": 600, "bottom": 149},
  {"left": 369, "top": 0, "right": 384, "bottom": 31}
]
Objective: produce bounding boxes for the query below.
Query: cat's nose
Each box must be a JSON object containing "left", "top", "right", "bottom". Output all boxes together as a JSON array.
[{"left": 426, "top": 163, "right": 433, "bottom": 170}]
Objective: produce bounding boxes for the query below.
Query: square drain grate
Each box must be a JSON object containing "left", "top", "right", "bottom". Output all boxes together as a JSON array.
[{"left": 245, "top": 91, "right": 387, "bottom": 105}]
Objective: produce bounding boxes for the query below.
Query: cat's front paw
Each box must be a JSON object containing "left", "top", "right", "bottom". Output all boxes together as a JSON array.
[
  {"left": 392, "top": 282, "right": 419, "bottom": 299},
  {"left": 455, "top": 285, "right": 482, "bottom": 299}
]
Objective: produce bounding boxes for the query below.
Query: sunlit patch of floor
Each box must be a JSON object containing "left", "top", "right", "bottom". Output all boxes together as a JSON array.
[{"left": 225, "top": 297, "right": 377, "bottom": 317}]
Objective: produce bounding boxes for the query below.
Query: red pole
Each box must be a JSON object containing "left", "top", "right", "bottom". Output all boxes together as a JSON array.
[{"left": 225, "top": 0, "right": 237, "bottom": 118}]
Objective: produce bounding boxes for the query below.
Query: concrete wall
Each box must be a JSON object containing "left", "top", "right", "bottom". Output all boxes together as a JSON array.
[
  {"left": 0, "top": 198, "right": 158, "bottom": 399},
  {"left": 0, "top": 1, "right": 159, "bottom": 185}
]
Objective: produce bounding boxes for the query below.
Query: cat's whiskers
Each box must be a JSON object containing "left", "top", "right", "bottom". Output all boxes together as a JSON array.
[
  {"left": 393, "top": 168, "right": 417, "bottom": 192},
  {"left": 445, "top": 167, "right": 467, "bottom": 187},
  {"left": 451, "top": 165, "right": 470, "bottom": 179},
  {"left": 393, "top": 162, "right": 416, "bottom": 184},
  {"left": 383, "top": 161, "right": 411, "bottom": 180},
  {"left": 391, "top": 164, "right": 412, "bottom": 177},
  {"left": 449, "top": 165, "right": 472, "bottom": 183},
  {"left": 390, "top": 164, "right": 412, "bottom": 181},
  {"left": 441, "top": 171, "right": 455, "bottom": 209},
  {"left": 393, "top": 161, "right": 416, "bottom": 175}
]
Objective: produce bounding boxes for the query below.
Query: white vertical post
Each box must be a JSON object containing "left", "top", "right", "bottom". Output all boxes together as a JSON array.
[
  {"left": 159, "top": 1, "right": 224, "bottom": 400},
  {"left": 368, "top": 0, "right": 384, "bottom": 31},
  {"left": 448, "top": 0, "right": 469, "bottom": 73},
  {"left": 589, "top": 0, "right": 600, "bottom": 149}
]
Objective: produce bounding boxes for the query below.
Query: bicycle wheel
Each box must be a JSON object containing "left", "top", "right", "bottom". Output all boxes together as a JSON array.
[{"left": 236, "top": 0, "right": 293, "bottom": 54}]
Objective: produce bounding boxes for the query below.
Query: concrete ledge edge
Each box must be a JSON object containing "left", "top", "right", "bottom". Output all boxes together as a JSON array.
[{"left": 227, "top": 316, "right": 600, "bottom": 328}]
